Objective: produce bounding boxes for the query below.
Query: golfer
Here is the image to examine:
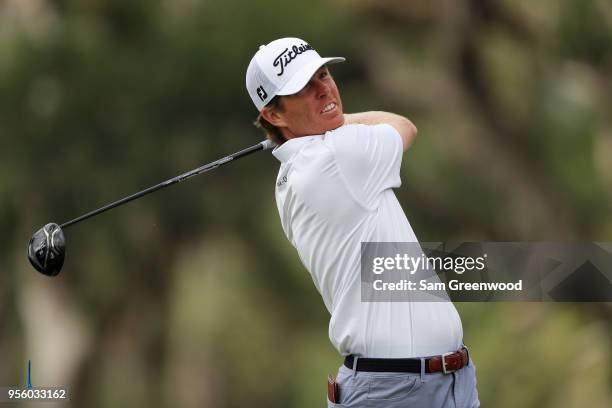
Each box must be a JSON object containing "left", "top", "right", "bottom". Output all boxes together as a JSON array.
[{"left": 246, "top": 37, "right": 479, "bottom": 407}]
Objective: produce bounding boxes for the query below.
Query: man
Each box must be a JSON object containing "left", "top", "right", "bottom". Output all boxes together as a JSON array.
[{"left": 246, "top": 37, "right": 479, "bottom": 407}]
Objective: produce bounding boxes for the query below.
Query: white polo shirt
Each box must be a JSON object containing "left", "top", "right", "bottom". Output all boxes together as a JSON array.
[{"left": 272, "top": 123, "right": 463, "bottom": 358}]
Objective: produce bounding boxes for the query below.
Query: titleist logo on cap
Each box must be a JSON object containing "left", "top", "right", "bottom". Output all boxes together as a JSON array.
[{"left": 273, "top": 43, "right": 314, "bottom": 76}]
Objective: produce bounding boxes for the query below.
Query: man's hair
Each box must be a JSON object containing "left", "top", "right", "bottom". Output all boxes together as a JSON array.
[{"left": 253, "top": 96, "right": 287, "bottom": 146}]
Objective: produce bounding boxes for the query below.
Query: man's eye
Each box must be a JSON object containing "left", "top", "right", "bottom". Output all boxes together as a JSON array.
[{"left": 320, "top": 71, "right": 329, "bottom": 79}]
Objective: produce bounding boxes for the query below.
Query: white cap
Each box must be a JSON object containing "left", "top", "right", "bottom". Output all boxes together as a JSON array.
[{"left": 246, "top": 37, "right": 345, "bottom": 111}]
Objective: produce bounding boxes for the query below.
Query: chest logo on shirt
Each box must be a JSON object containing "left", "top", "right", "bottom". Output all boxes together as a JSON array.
[{"left": 277, "top": 175, "right": 288, "bottom": 187}]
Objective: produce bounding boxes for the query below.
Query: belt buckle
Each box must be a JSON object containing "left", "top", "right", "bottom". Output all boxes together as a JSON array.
[{"left": 441, "top": 352, "right": 457, "bottom": 374}]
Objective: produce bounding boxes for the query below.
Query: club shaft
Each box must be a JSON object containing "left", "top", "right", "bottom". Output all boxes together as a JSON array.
[{"left": 60, "top": 140, "right": 273, "bottom": 229}]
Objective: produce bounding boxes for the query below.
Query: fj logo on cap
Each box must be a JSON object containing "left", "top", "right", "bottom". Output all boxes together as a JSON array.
[
  {"left": 256, "top": 86, "right": 268, "bottom": 101},
  {"left": 273, "top": 43, "right": 314, "bottom": 76}
]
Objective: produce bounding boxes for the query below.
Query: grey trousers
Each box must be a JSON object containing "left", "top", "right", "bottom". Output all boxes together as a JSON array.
[{"left": 327, "top": 359, "right": 479, "bottom": 408}]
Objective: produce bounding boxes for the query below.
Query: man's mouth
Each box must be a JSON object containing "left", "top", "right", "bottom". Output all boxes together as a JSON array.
[{"left": 321, "top": 102, "right": 336, "bottom": 114}]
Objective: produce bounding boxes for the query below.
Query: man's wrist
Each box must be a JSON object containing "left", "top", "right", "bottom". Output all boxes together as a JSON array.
[
  {"left": 343, "top": 111, "right": 386, "bottom": 126},
  {"left": 344, "top": 112, "right": 377, "bottom": 125},
  {"left": 343, "top": 113, "right": 358, "bottom": 125}
]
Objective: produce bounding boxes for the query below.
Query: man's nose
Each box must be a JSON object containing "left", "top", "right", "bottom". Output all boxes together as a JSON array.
[{"left": 314, "top": 79, "right": 329, "bottom": 98}]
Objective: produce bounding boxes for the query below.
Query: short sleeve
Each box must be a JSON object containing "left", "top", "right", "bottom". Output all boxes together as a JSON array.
[{"left": 328, "top": 124, "right": 403, "bottom": 209}]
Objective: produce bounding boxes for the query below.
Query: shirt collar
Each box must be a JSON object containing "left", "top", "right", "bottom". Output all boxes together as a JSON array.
[{"left": 272, "top": 135, "right": 322, "bottom": 163}]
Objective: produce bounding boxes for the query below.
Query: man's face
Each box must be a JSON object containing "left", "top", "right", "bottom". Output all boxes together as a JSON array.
[{"left": 264, "top": 66, "right": 344, "bottom": 138}]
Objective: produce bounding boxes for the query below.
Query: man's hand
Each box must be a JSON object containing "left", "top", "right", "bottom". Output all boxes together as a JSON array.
[{"left": 344, "top": 111, "right": 417, "bottom": 151}]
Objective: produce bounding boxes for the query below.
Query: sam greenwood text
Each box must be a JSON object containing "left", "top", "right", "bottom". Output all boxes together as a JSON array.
[{"left": 373, "top": 280, "right": 523, "bottom": 291}]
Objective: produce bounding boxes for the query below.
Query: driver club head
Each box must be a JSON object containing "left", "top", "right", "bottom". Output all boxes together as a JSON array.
[{"left": 28, "top": 223, "right": 65, "bottom": 276}]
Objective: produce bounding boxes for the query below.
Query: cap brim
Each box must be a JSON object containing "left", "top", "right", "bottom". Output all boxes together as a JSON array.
[{"left": 277, "top": 57, "right": 345, "bottom": 96}]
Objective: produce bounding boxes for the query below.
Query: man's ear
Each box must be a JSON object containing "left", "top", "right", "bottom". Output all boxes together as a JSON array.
[{"left": 261, "top": 106, "right": 287, "bottom": 128}]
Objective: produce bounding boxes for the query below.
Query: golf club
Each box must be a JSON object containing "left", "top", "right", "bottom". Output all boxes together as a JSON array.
[{"left": 27, "top": 139, "right": 275, "bottom": 276}]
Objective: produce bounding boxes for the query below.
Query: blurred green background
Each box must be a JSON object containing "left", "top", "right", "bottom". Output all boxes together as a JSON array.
[{"left": 1, "top": 0, "right": 611, "bottom": 407}]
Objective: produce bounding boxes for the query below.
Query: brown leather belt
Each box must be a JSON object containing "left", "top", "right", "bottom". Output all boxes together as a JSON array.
[{"left": 344, "top": 347, "right": 469, "bottom": 374}]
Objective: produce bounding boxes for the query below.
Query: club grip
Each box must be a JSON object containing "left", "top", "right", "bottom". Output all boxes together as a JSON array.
[{"left": 260, "top": 139, "right": 276, "bottom": 150}]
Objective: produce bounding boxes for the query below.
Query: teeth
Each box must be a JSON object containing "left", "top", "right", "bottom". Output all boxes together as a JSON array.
[{"left": 322, "top": 103, "right": 335, "bottom": 113}]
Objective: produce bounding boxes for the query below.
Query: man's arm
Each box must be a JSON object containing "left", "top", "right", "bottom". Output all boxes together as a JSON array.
[{"left": 344, "top": 111, "right": 417, "bottom": 151}]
